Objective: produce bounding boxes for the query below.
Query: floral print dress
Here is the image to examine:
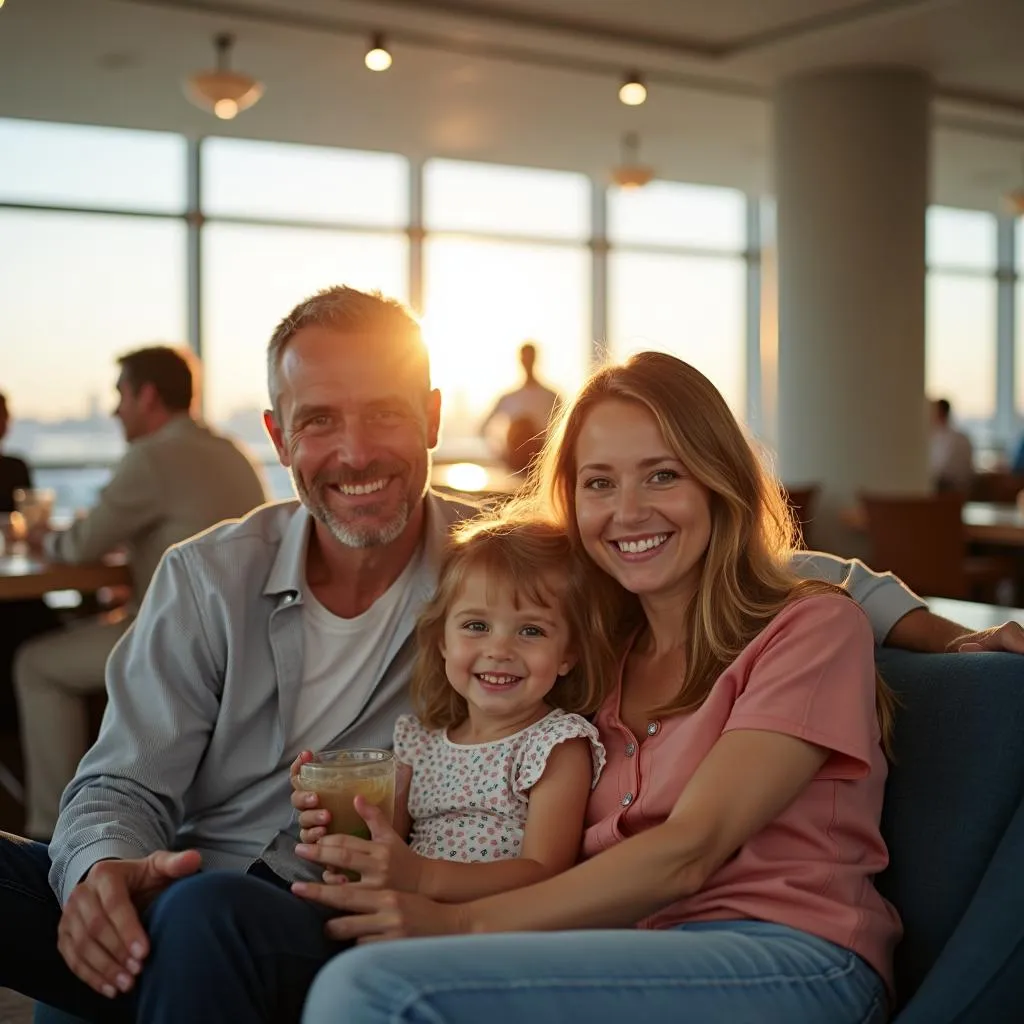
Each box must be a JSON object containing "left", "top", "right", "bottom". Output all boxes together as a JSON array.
[{"left": 393, "top": 709, "right": 606, "bottom": 862}]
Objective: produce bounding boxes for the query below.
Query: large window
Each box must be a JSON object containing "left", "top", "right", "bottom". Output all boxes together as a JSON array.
[
  {"left": 0, "top": 118, "right": 186, "bottom": 213},
  {"left": 423, "top": 238, "right": 590, "bottom": 447},
  {"left": 202, "top": 138, "right": 408, "bottom": 226},
  {"left": 422, "top": 159, "right": 593, "bottom": 454},
  {"left": 202, "top": 225, "right": 408, "bottom": 441},
  {"left": 607, "top": 180, "right": 748, "bottom": 414},
  {"left": 925, "top": 207, "right": 999, "bottom": 431},
  {"left": 0, "top": 208, "right": 187, "bottom": 509},
  {"left": 608, "top": 251, "right": 746, "bottom": 412}
]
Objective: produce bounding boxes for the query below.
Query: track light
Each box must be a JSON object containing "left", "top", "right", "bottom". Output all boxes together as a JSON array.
[
  {"left": 185, "top": 34, "right": 263, "bottom": 120},
  {"left": 618, "top": 71, "right": 647, "bottom": 106},
  {"left": 365, "top": 33, "right": 393, "bottom": 72}
]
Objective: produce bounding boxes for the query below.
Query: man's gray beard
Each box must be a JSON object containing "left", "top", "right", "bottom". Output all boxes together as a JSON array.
[{"left": 301, "top": 481, "right": 411, "bottom": 549}]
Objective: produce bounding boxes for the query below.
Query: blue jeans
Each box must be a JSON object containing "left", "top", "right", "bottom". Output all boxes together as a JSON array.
[
  {"left": 0, "top": 832, "right": 348, "bottom": 1023},
  {"left": 302, "top": 920, "right": 888, "bottom": 1024}
]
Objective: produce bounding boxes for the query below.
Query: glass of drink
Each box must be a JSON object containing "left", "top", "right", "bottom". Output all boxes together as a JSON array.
[
  {"left": 13, "top": 488, "right": 55, "bottom": 534},
  {"left": 297, "top": 748, "right": 395, "bottom": 877}
]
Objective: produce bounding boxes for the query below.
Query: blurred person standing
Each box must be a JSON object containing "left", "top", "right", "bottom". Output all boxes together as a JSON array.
[
  {"left": 929, "top": 398, "right": 975, "bottom": 494},
  {"left": 481, "top": 342, "right": 562, "bottom": 474},
  {"left": 13, "top": 346, "right": 268, "bottom": 839}
]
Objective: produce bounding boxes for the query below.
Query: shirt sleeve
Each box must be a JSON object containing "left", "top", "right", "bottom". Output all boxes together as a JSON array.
[
  {"left": 789, "top": 550, "right": 926, "bottom": 645},
  {"left": 392, "top": 714, "right": 427, "bottom": 769},
  {"left": 50, "top": 443, "right": 163, "bottom": 564},
  {"left": 513, "top": 713, "right": 607, "bottom": 796},
  {"left": 723, "top": 595, "right": 880, "bottom": 779},
  {"left": 47, "top": 543, "right": 226, "bottom": 904}
]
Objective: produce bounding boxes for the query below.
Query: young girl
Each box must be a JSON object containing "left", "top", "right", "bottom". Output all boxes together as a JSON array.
[{"left": 292, "top": 512, "right": 614, "bottom": 902}]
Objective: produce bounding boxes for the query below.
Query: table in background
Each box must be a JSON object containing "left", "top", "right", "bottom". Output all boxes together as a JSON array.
[
  {"left": 926, "top": 596, "right": 1024, "bottom": 633},
  {"left": 0, "top": 553, "right": 130, "bottom": 601}
]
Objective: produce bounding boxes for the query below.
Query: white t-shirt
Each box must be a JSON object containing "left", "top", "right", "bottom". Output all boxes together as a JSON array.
[
  {"left": 929, "top": 425, "right": 974, "bottom": 492},
  {"left": 289, "top": 550, "right": 424, "bottom": 757},
  {"left": 492, "top": 382, "right": 561, "bottom": 429}
]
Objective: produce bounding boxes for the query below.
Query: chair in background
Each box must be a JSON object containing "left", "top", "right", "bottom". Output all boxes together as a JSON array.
[
  {"left": 860, "top": 493, "right": 1013, "bottom": 601},
  {"left": 781, "top": 483, "right": 819, "bottom": 549}
]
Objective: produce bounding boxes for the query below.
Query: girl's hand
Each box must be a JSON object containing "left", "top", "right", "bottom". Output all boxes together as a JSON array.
[
  {"left": 290, "top": 882, "right": 466, "bottom": 944},
  {"left": 295, "top": 795, "right": 426, "bottom": 892},
  {"left": 288, "top": 751, "right": 330, "bottom": 844}
]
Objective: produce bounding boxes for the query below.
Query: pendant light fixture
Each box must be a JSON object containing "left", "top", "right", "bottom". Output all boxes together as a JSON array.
[
  {"left": 611, "top": 132, "right": 654, "bottom": 190},
  {"left": 185, "top": 33, "right": 264, "bottom": 120}
]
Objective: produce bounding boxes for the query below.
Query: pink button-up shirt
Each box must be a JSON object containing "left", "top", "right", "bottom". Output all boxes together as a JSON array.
[{"left": 582, "top": 594, "right": 902, "bottom": 993}]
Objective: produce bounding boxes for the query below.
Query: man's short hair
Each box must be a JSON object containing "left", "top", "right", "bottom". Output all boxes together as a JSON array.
[
  {"left": 117, "top": 346, "right": 196, "bottom": 412},
  {"left": 266, "top": 286, "right": 429, "bottom": 412},
  {"left": 936, "top": 398, "right": 952, "bottom": 419}
]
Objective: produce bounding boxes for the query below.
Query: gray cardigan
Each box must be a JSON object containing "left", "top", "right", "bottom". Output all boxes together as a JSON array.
[{"left": 48, "top": 493, "right": 923, "bottom": 904}]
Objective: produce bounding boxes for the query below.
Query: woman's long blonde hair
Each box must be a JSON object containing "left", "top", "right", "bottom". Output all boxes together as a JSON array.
[
  {"left": 410, "top": 510, "right": 621, "bottom": 731},
  {"left": 530, "top": 351, "right": 895, "bottom": 749}
]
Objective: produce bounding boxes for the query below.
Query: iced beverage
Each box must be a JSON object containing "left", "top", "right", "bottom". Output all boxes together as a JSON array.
[
  {"left": 13, "top": 488, "right": 55, "bottom": 534},
  {"left": 298, "top": 748, "right": 396, "bottom": 844}
]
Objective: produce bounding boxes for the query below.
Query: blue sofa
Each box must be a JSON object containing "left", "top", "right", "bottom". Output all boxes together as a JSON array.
[
  {"left": 34, "top": 649, "right": 1024, "bottom": 1023},
  {"left": 876, "top": 649, "right": 1024, "bottom": 1022}
]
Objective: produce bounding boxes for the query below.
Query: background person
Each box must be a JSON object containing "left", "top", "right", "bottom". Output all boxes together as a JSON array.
[
  {"left": 929, "top": 397, "right": 975, "bottom": 494},
  {"left": 481, "top": 342, "right": 562, "bottom": 474},
  {"left": 13, "top": 345, "right": 267, "bottom": 838}
]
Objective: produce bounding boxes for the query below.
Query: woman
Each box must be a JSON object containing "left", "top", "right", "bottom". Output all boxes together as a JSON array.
[{"left": 296, "top": 352, "right": 899, "bottom": 1023}]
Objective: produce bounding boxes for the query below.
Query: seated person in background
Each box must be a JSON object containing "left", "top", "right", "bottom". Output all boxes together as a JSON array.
[
  {"left": 1, "top": 287, "right": 1021, "bottom": 1024},
  {"left": 290, "top": 513, "right": 610, "bottom": 903},
  {"left": 13, "top": 345, "right": 268, "bottom": 839},
  {"left": 929, "top": 397, "right": 974, "bottom": 494},
  {"left": 0, "top": 391, "right": 58, "bottom": 736},
  {"left": 0, "top": 390, "right": 31, "bottom": 507},
  {"left": 481, "top": 342, "right": 562, "bottom": 474}
]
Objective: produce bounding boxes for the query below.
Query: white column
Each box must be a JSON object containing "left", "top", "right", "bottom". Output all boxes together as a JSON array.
[{"left": 775, "top": 68, "right": 931, "bottom": 551}]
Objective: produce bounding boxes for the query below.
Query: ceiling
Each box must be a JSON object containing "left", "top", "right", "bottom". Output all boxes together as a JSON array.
[{"left": 2, "top": 0, "right": 1024, "bottom": 210}]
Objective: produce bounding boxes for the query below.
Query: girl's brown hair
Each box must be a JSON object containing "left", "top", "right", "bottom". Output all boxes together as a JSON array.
[
  {"left": 530, "top": 351, "right": 896, "bottom": 750},
  {"left": 411, "top": 509, "right": 621, "bottom": 730}
]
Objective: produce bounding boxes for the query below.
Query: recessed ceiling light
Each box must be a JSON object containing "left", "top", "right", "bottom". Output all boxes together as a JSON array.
[
  {"left": 619, "top": 71, "right": 647, "bottom": 106},
  {"left": 365, "top": 33, "right": 393, "bottom": 72}
]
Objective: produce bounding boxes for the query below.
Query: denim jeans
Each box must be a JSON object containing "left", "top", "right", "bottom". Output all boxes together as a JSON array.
[
  {"left": 0, "top": 832, "right": 349, "bottom": 1024},
  {"left": 302, "top": 919, "right": 889, "bottom": 1024}
]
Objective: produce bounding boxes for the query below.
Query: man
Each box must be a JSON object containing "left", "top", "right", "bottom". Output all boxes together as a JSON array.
[
  {"left": 13, "top": 346, "right": 268, "bottom": 838},
  {"left": 1, "top": 287, "right": 1021, "bottom": 1024},
  {"left": 481, "top": 342, "right": 562, "bottom": 473},
  {"left": 929, "top": 397, "right": 975, "bottom": 494}
]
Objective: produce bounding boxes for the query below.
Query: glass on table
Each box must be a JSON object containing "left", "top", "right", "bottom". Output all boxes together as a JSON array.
[{"left": 13, "top": 488, "right": 55, "bottom": 534}]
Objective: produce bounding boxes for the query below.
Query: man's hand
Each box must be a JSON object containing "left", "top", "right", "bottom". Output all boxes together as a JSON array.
[
  {"left": 295, "top": 795, "right": 425, "bottom": 892},
  {"left": 947, "top": 620, "right": 1024, "bottom": 654},
  {"left": 57, "top": 849, "right": 201, "bottom": 999}
]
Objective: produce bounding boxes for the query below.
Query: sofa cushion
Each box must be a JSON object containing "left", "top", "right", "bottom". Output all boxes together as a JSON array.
[{"left": 874, "top": 649, "right": 1024, "bottom": 1008}]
